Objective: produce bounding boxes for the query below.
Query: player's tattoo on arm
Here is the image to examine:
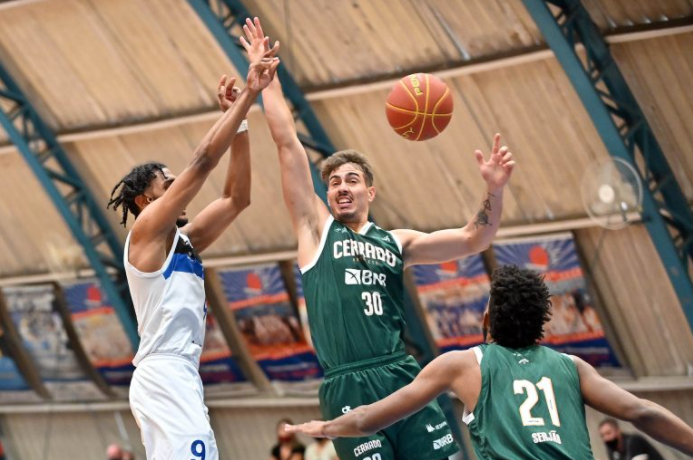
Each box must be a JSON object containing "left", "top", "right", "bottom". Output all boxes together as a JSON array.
[{"left": 474, "top": 193, "right": 495, "bottom": 229}]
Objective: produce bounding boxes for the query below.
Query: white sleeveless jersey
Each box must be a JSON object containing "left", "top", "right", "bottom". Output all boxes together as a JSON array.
[{"left": 124, "top": 228, "right": 206, "bottom": 367}]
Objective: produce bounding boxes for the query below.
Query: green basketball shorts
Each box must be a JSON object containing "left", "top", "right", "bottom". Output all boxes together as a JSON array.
[{"left": 319, "top": 351, "right": 459, "bottom": 460}]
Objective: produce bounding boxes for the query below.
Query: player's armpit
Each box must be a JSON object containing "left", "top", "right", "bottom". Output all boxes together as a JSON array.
[{"left": 263, "top": 79, "right": 330, "bottom": 247}]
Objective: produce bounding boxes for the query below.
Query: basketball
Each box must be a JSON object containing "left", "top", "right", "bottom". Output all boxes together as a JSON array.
[{"left": 385, "top": 73, "right": 453, "bottom": 141}]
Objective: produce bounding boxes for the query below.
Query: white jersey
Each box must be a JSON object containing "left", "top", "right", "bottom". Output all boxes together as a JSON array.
[{"left": 124, "top": 228, "right": 206, "bottom": 367}]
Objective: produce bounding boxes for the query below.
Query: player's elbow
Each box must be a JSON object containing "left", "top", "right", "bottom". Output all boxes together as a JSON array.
[
  {"left": 191, "top": 144, "right": 220, "bottom": 172},
  {"left": 627, "top": 398, "right": 659, "bottom": 426},
  {"left": 233, "top": 194, "right": 251, "bottom": 212},
  {"left": 475, "top": 238, "right": 492, "bottom": 253},
  {"left": 462, "top": 228, "right": 491, "bottom": 254},
  {"left": 272, "top": 130, "right": 298, "bottom": 150}
]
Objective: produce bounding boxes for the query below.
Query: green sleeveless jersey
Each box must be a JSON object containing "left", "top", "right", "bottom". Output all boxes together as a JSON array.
[
  {"left": 466, "top": 344, "right": 594, "bottom": 460},
  {"left": 300, "top": 216, "right": 406, "bottom": 370}
]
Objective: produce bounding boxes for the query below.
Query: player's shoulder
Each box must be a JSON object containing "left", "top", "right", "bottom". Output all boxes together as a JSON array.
[{"left": 431, "top": 349, "right": 480, "bottom": 371}]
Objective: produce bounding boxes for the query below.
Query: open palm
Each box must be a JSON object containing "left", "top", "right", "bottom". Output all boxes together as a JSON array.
[
  {"left": 246, "top": 46, "right": 280, "bottom": 93},
  {"left": 475, "top": 133, "right": 515, "bottom": 191},
  {"left": 240, "top": 17, "right": 271, "bottom": 63}
]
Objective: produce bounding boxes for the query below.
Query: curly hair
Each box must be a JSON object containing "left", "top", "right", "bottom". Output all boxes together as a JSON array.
[
  {"left": 321, "top": 150, "right": 374, "bottom": 186},
  {"left": 488, "top": 264, "right": 552, "bottom": 348},
  {"left": 107, "top": 162, "right": 165, "bottom": 227}
]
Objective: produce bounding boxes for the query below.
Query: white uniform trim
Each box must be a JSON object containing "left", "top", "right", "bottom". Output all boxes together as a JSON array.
[
  {"left": 462, "top": 410, "right": 475, "bottom": 425},
  {"left": 300, "top": 216, "right": 335, "bottom": 274},
  {"left": 462, "top": 346, "right": 484, "bottom": 425},
  {"left": 358, "top": 221, "right": 373, "bottom": 235},
  {"left": 473, "top": 346, "right": 484, "bottom": 365},
  {"left": 390, "top": 230, "right": 403, "bottom": 254},
  {"left": 124, "top": 229, "right": 179, "bottom": 278}
]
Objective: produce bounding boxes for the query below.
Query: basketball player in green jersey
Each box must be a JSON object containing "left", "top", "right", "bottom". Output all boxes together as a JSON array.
[
  {"left": 241, "top": 18, "right": 514, "bottom": 460},
  {"left": 285, "top": 265, "right": 693, "bottom": 459}
]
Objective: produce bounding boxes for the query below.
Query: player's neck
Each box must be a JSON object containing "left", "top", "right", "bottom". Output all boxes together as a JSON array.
[{"left": 343, "top": 220, "right": 369, "bottom": 233}]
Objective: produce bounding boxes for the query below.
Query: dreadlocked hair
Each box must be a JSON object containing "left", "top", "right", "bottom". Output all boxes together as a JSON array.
[
  {"left": 488, "top": 264, "right": 552, "bottom": 349},
  {"left": 107, "top": 162, "right": 165, "bottom": 227}
]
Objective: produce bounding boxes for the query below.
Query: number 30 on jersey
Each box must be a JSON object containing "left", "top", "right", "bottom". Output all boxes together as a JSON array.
[{"left": 362, "top": 292, "right": 383, "bottom": 316}]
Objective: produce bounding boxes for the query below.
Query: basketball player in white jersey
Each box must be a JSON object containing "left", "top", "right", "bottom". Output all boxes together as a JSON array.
[{"left": 107, "top": 44, "right": 280, "bottom": 459}]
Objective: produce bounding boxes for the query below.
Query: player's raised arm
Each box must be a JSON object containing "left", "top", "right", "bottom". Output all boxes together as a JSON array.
[
  {"left": 393, "top": 133, "right": 514, "bottom": 268},
  {"left": 574, "top": 356, "right": 693, "bottom": 455},
  {"left": 285, "top": 352, "right": 470, "bottom": 439},
  {"left": 241, "top": 18, "right": 330, "bottom": 252},
  {"left": 181, "top": 76, "right": 251, "bottom": 253},
  {"left": 127, "top": 54, "right": 279, "bottom": 271}
]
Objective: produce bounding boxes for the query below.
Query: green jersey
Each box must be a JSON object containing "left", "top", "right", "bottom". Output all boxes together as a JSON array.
[
  {"left": 301, "top": 216, "right": 406, "bottom": 370},
  {"left": 465, "top": 344, "right": 594, "bottom": 460}
]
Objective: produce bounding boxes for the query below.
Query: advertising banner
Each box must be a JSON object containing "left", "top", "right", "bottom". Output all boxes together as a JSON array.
[
  {"left": 412, "top": 256, "right": 490, "bottom": 352},
  {"left": 3, "top": 285, "right": 104, "bottom": 400},
  {"left": 218, "top": 264, "right": 322, "bottom": 386},
  {"left": 493, "top": 233, "right": 621, "bottom": 368},
  {"left": 0, "top": 323, "right": 41, "bottom": 403},
  {"left": 61, "top": 279, "right": 135, "bottom": 392},
  {"left": 199, "top": 304, "right": 254, "bottom": 396}
]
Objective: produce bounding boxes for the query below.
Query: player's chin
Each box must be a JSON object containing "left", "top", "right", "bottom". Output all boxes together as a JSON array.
[
  {"left": 176, "top": 216, "right": 189, "bottom": 228},
  {"left": 333, "top": 208, "right": 356, "bottom": 222}
]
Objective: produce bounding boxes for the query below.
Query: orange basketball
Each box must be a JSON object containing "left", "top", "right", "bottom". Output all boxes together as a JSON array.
[{"left": 385, "top": 73, "right": 453, "bottom": 141}]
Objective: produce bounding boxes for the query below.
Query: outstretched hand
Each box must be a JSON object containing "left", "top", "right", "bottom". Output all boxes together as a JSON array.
[
  {"left": 217, "top": 75, "right": 240, "bottom": 113},
  {"left": 475, "top": 133, "right": 515, "bottom": 191},
  {"left": 246, "top": 44, "right": 280, "bottom": 93},
  {"left": 240, "top": 17, "right": 273, "bottom": 63},
  {"left": 284, "top": 421, "right": 334, "bottom": 439}
]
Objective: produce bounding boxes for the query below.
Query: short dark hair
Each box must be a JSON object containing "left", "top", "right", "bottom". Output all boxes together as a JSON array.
[
  {"left": 599, "top": 417, "right": 619, "bottom": 429},
  {"left": 276, "top": 417, "right": 293, "bottom": 429},
  {"left": 488, "top": 265, "right": 552, "bottom": 348},
  {"left": 321, "top": 150, "right": 374, "bottom": 186},
  {"left": 107, "top": 162, "right": 165, "bottom": 227}
]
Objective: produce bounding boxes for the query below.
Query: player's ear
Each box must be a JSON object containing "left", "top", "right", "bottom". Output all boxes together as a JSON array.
[
  {"left": 134, "top": 194, "right": 150, "bottom": 211},
  {"left": 367, "top": 186, "right": 376, "bottom": 202}
]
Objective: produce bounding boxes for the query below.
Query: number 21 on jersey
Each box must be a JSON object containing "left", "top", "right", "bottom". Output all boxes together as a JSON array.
[{"left": 514, "top": 377, "right": 561, "bottom": 427}]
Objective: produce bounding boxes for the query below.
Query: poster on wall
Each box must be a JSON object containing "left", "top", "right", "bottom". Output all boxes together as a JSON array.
[
  {"left": 493, "top": 233, "right": 621, "bottom": 368},
  {"left": 411, "top": 255, "right": 490, "bottom": 353},
  {"left": 218, "top": 264, "right": 322, "bottom": 392},
  {"left": 61, "top": 279, "right": 135, "bottom": 394},
  {"left": 199, "top": 304, "right": 255, "bottom": 396},
  {"left": 0, "top": 323, "right": 42, "bottom": 403},
  {"left": 3, "top": 285, "right": 105, "bottom": 401}
]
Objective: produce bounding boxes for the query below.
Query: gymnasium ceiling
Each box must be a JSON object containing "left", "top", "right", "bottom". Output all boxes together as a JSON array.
[{"left": 0, "top": 0, "right": 691, "bottom": 277}]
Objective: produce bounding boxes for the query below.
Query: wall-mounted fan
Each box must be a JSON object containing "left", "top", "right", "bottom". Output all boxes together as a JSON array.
[{"left": 581, "top": 157, "right": 643, "bottom": 229}]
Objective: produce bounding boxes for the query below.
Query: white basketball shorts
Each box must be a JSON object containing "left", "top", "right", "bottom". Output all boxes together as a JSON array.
[{"left": 129, "top": 354, "right": 218, "bottom": 460}]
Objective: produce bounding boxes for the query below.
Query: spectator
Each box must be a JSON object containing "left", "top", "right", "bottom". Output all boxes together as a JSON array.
[
  {"left": 106, "top": 443, "right": 123, "bottom": 460},
  {"left": 305, "top": 438, "right": 339, "bottom": 460},
  {"left": 599, "top": 418, "right": 664, "bottom": 460},
  {"left": 271, "top": 418, "right": 305, "bottom": 460}
]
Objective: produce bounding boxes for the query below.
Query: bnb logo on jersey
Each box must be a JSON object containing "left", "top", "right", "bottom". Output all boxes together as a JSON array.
[
  {"left": 345, "top": 268, "right": 387, "bottom": 287},
  {"left": 433, "top": 434, "right": 454, "bottom": 450}
]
